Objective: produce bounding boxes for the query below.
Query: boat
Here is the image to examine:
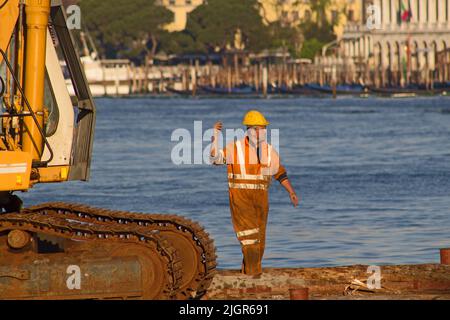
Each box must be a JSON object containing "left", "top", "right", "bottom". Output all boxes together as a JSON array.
[
  {"left": 61, "top": 31, "right": 133, "bottom": 97},
  {"left": 391, "top": 92, "right": 417, "bottom": 98},
  {"left": 166, "top": 86, "right": 207, "bottom": 96},
  {"left": 199, "top": 84, "right": 255, "bottom": 95},
  {"left": 369, "top": 84, "right": 445, "bottom": 96},
  {"left": 429, "top": 81, "right": 450, "bottom": 94},
  {"left": 305, "top": 83, "right": 367, "bottom": 95},
  {"left": 278, "top": 84, "right": 324, "bottom": 96}
]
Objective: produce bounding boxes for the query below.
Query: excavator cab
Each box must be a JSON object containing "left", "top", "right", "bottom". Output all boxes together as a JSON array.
[{"left": 0, "top": 0, "right": 216, "bottom": 299}]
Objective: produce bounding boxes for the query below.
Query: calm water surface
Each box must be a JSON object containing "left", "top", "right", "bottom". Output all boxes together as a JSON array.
[{"left": 22, "top": 96, "right": 450, "bottom": 269}]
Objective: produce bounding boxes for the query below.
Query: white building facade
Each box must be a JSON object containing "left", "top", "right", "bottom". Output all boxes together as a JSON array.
[{"left": 340, "top": 0, "right": 450, "bottom": 86}]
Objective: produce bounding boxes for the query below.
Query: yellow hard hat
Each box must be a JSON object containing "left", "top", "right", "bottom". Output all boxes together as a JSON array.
[{"left": 242, "top": 110, "right": 269, "bottom": 126}]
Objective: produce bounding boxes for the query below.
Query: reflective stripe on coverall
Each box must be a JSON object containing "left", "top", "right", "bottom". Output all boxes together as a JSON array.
[{"left": 213, "top": 136, "right": 287, "bottom": 275}]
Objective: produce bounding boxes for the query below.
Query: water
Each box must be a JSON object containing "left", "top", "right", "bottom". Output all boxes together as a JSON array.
[{"left": 21, "top": 96, "right": 450, "bottom": 269}]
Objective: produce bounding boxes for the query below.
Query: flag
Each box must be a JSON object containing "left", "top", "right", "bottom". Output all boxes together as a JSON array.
[{"left": 401, "top": 0, "right": 412, "bottom": 22}]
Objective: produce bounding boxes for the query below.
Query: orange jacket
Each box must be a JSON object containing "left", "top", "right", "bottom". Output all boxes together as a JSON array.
[{"left": 212, "top": 136, "right": 287, "bottom": 190}]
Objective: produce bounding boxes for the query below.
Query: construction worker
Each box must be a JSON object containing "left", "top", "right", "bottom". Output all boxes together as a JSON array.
[{"left": 210, "top": 110, "right": 299, "bottom": 276}]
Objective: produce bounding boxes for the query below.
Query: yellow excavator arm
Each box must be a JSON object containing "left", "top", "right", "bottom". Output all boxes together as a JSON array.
[
  {"left": 1, "top": 0, "right": 96, "bottom": 210},
  {"left": 0, "top": 0, "right": 19, "bottom": 62}
]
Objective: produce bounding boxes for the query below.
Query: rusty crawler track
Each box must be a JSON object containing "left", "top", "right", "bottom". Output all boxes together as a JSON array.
[
  {"left": 0, "top": 210, "right": 183, "bottom": 299},
  {"left": 26, "top": 202, "right": 217, "bottom": 299}
]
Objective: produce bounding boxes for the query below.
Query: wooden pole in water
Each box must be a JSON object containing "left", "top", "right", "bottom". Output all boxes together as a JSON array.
[
  {"left": 159, "top": 69, "right": 164, "bottom": 93},
  {"left": 208, "top": 60, "right": 213, "bottom": 87},
  {"left": 282, "top": 47, "right": 287, "bottom": 87},
  {"left": 196, "top": 59, "right": 200, "bottom": 92},
  {"left": 332, "top": 64, "right": 337, "bottom": 99},
  {"left": 259, "top": 63, "right": 263, "bottom": 94},
  {"left": 182, "top": 67, "right": 187, "bottom": 91},
  {"left": 277, "top": 65, "right": 282, "bottom": 88},
  {"left": 227, "top": 65, "right": 232, "bottom": 93},
  {"left": 212, "top": 66, "right": 217, "bottom": 88},
  {"left": 143, "top": 67, "right": 147, "bottom": 93},
  {"left": 292, "top": 63, "right": 297, "bottom": 87},
  {"left": 299, "top": 63, "right": 303, "bottom": 85},
  {"left": 136, "top": 67, "right": 141, "bottom": 93},
  {"left": 234, "top": 52, "right": 239, "bottom": 87},
  {"left": 319, "top": 59, "right": 324, "bottom": 86},
  {"left": 262, "top": 64, "right": 268, "bottom": 98},
  {"left": 254, "top": 64, "right": 259, "bottom": 91},
  {"left": 284, "top": 63, "right": 289, "bottom": 89},
  {"left": 191, "top": 66, "right": 197, "bottom": 97}
]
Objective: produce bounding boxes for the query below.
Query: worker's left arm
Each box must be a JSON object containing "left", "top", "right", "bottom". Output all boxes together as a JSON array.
[
  {"left": 280, "top": 179, "right": 299, "bottom": 207},
  {"left": 270, "top": 148, "right": 299, "bottom": 208}
]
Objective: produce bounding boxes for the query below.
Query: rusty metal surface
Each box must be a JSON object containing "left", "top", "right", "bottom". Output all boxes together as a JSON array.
[
  {"left": 0, "top": 255, "right": 144, "bottom": 299},
  {"left": 25, "top": 202, "right": 217, "bottom": 299},
  {"left": 0, "top": 209, "right": 184, "bottom": 299},
  {"left": 0, "top": 202, "right": 217, "bottom": 300},
  {"left": 7, "top": 230, "right": 31, "bottom": 249}
]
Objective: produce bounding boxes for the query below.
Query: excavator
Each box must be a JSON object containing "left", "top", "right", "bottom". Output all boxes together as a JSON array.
[{"left": 0, "top": 0, "right": 216, "bottom": 299}]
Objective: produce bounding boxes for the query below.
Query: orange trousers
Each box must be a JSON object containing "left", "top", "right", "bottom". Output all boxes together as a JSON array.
[{"left": 229, "top": 188, "right": 269, "bottom": 275}]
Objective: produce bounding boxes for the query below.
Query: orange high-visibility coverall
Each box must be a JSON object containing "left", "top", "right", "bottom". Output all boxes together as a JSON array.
[{"left": 212, "top": 136, "right": 288, "bottom": 275}]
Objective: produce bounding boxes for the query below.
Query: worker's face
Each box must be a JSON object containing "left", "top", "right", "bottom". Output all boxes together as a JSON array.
[{"left": 247, "top": 126, "right": 267, "bottom": 142}]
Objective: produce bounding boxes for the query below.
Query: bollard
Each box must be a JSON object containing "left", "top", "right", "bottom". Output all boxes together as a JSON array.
[
  {"left": 440, "top": 248, "right": 450, "bottom": 265},
  {"left": 289, "top": 287, "right": 309, "bottom": 300}
]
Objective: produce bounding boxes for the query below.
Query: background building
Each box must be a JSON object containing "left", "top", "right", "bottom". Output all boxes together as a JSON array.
[
  {"left": 258, "top": 0, "right": 362, "bottom": 37},
  {"left": 340, "top": 0, "right": 450, "bottom": 86},
  {"left": 159, "top": 0, "right": 361, "bottom": 38},
  {"left": 158, "top": 0, "right": 204, "bottom": 32}
]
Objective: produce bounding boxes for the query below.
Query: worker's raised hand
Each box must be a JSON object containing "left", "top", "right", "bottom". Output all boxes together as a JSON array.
[
  {"left": 214, "top": 121, "right": 223, "bottom": 132},
  {"left": 290, "top": 193, "right": 299, "bottom": 208},
  {"left": 212, "top": 121, "right": 223, "bottom": 144}
]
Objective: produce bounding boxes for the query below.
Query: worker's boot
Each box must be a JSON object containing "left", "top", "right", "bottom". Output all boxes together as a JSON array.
[{"left": 242, "top": 244, "right": 262, "bottom": 276}]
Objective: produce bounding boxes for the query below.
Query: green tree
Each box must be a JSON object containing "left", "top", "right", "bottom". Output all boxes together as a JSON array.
[
  {"left": 300, "top": 38, "right": 324, "bottom": 60},
  {"left": 299, "top": 0, "right": 337, "bottom": 58},
  {"left": 267, "top": 22, "right": 304, "bottom": 58},
  {"left": 184, "top": 0, "right": 269, "bottom": 53},
  {"left": 79, "top": 0, "right": 172, "bottom": 63},
  {"left": 160, "top": 31, "right": 202, "bottom": 56}
]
